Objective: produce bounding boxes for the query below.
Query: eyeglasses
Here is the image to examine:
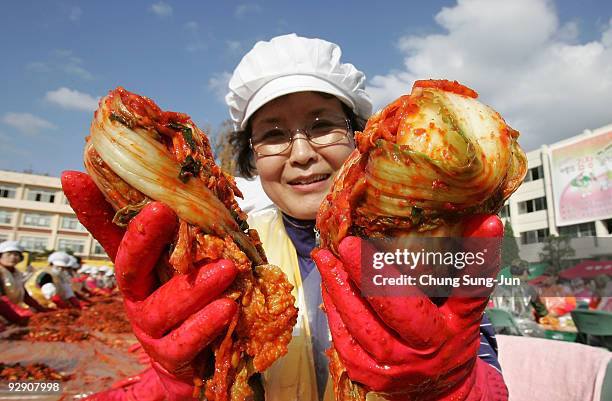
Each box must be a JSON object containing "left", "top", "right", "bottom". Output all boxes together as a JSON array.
[{"left": 250, "top": 115, "right": 352, "bottom": 157}]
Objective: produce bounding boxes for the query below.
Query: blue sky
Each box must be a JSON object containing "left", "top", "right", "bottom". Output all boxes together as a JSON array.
[{"left": 1, "top": 0, "right": 611, "bottom": 176}]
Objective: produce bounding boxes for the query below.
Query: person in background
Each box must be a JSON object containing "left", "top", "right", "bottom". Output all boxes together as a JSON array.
[
  {"left": 66, "top": 255, "right": 92, "bottom": 305},
  {"left": 539, "top": 274, "right": 577, "bottom": 317},
  {"left": 103, "top": 269, "right": 117, "bottom": 291},
  {"left": 85, "top": 267, "right": 113, "bottom": 296},
  {"left": 95, "top": 268, "right": 108, "bottom": 288},
  {"left": 593, "top": 275, "right": 612, "bottom": 311},
  {"left": 39, "top": 251, "right": 88, "bottom": 309},
  {"left": 0, "top": 241, "right": 48, "bottom": 325},
  {"left": 571, "top": 278, "right": 594, "bottom": 308},
  {"left": 494, "top": 259, "right": 548, "bottom": 322},
  {"left": 492, "top": 259, "right": 547, "bottom": 337},
  {"left": 84, "top": 267, "right": 99, "bottom": 293}
]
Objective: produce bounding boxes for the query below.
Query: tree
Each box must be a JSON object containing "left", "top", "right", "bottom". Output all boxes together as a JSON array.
[
  {"left": 539, "top": 234, "right": 575, "bottom": 275},
  {"left": 501, "top": 220, "right": 520, "bottom": 268},
  {"left": 213, "top": 120, "right": 238, "bottom": 176}
]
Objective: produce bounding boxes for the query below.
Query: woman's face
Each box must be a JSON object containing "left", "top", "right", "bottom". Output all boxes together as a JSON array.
[
  {"left": 250, "top": 92, "right": 354, "bottom": 220},
  {"left": 0, "top": 251, "right": 22, "bottom": 268}
]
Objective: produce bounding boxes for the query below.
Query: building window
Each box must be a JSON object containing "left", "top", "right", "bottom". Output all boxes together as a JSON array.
[
  {"left": 558, "top": 222, "right": 596, "bottom": 237},
  {"left": 520, "top": 228, "right": 549, "bottom": 245},
  {"left": 22, "top": 212, "right": 52, "bottom": 228},
  {"left": 57, "top": 238, "right": 86, "bottom": 254},
  {"left": 499, "top": 204, "right": 510, "bottom": 218},
  {"left": 518, "top": 197, "right": 547, "bottom": 214},
  {"left": 19, "top": 236, "right": 49, "bottom": 252},
  {"left": 523, "top": 165, "right": 544, "bottom": 183},
  {"left": 0, "top": 210, "right": 13, "bottom": 225},
  {"left": 604, "top": 218, "right": 612, "bottom": 235},
  {"left": 26, "top": 188, "right": 56, "bottom": 203},
  {"left": 92, "top": 240, "right": 107, "bottom": 256},
  {"left": 0, "top": 233, "right": 9, "bottom": 243},
  {"left": 0, "top": 185, "right": 17, "bottom": 199},
  {"left": 60, "top": 216, "right": 86, "bottom": 231}
]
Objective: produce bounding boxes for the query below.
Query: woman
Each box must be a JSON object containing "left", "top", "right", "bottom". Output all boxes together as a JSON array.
[
  {"left": 72, "top": 34, "right": 506, "bottom": 401},
  {"left": 0, "top": 241, "right": 47, "bottom": 325}
]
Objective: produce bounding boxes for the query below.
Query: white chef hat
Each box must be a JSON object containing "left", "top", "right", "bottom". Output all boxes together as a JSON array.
[
  {"left": 47, "top": 251, "right": 72, "bottom": 267},
  {"left": 0, "top": 240, "right": 23, "bottom": 254},
  {"left": 225, "top": 33, "right": 372, "bottom": 131}
]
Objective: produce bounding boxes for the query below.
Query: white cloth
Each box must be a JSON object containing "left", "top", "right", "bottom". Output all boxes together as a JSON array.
[
  {"left": 234, "top": 176, "right": 273, "bottom": 214},
  {"left": 40, "top": 282, "right": 57, "bottom": 300}
]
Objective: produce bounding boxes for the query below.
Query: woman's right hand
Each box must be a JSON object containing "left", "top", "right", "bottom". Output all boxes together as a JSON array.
[{"left": 62, "top": 171, "right": 238, "bottom": 401}]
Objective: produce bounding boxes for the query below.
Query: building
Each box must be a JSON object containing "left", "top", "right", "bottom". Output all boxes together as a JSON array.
[
  {"left": 0, "top": 170, "right": 107, "bottom": 259},
  {"left": 502, "top": 123, "right": 612, "bottom": 263}
]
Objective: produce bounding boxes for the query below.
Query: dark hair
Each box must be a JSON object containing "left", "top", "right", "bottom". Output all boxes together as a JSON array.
[{"left": 229, "top": 93, "right": 368, "bottom": 179}]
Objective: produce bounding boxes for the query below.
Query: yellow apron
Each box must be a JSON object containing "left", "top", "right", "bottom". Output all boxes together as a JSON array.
[
  {"left": 24, "top": 268, "right": 60, "bottom": 309},
  {"left": 0, "top": 265, "right": 25, "bottom": 305},
  {"left": 249, "top": 208, "right": 385, "bottom": 401}
]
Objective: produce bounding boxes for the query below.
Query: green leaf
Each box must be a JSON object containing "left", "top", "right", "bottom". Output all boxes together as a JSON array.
[
  {"left": 168, "top": 122, "right": 196, "bottom": 151},
  {"left": 178, "top": 155, "right": 202, "bottom": 183}
]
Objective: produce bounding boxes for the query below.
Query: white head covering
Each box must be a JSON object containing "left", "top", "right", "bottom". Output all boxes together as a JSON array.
[
  {"left": 0, "top": 240, "right": 23, "bottom": 254},
  {"left": 41, "top": 282, "right": 57, "bottom": 300},
  {"left": 68, "top": 255, "right": 80, "bottom": 269},
  {"left": 78, "top": 264, "right": 92, "bottom": 274},
  {"left": 226, "top": 33, "right": 372, "bottom": 130},
  {"left": 47, "top": 251, "right": 72, "bottom": 267}
]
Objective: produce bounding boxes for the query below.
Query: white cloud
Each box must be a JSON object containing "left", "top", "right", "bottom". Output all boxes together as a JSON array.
[
  {"left": 45, "top": 87, "right": 99, "bottom": 112},
  {"left": 366, "top": 0, "right": 612, "bottom": 151},
  {"left": 184, "top": 21, "right": 199, "bottom": 32},
  {"left": 26, "top": 49, "right": 94, "bottom": 80},
  {"left": 235, "top": 4, "right": 261, "bottom": 19},
  {"left": 183, "top": 21, "right": 207, "bottom": 52},
  {"left": 69, "top": 6, "right": 82, "bottom": 21},
  {"left": 150, "top": 2, "right": 173, "bottom": 18},
  {"left": 225, "top": 40, "right": 243, "bottom": 56},
  {"left": 208, "top": 71, "right": 232, "bottom": 102},
  {"left": 603, "top": 18, "right": 612, "bottom": 47},
  {"left": 25, "top": 62, "right": 51, "bottom": 73},
  {"left": 2, "top": 113, "right": 56, "bottom": 136}
]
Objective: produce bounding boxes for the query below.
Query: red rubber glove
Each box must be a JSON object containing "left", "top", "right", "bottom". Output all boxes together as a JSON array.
[
  {"left": 68, "top": 296, "right": 88, "bottom": 309},
  {"left": 85, "top": 367, "right": 166, "bottom": 401},
  {"left": 50, "top": 295, "right": 71, "bottom": 309},
  {"left": 0, "top": 296, "right": 33, "bottom": 324},
  {"left": 312, "top": 215, "right": 508, "bottom": 401},
  {"left": 63, "top": 171, "right": 238, "bottom": 401}
]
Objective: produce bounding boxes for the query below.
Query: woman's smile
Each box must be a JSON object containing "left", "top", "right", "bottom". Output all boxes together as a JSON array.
[{"left": 286, "top": 173, "right": 332, "bottom": 193}]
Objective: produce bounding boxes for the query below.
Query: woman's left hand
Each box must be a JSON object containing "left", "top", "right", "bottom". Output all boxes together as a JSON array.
[{"left": 312, "top": 214, "right": 508, "bottom": 401}]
